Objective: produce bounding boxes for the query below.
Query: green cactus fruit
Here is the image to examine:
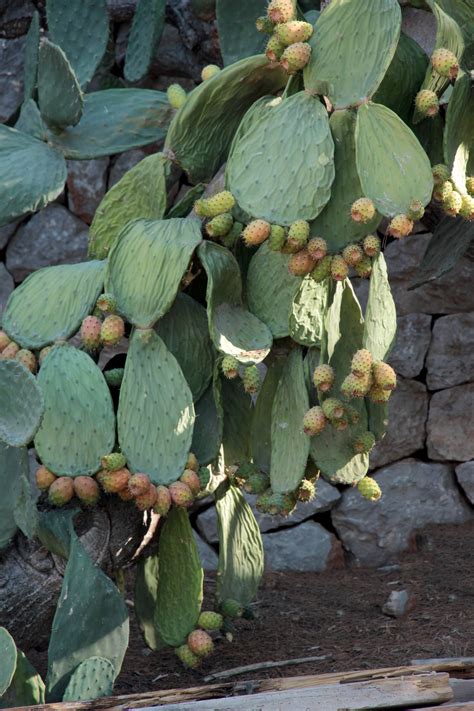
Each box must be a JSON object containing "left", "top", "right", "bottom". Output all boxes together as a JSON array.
[
  {"left": 313, "top": 364, "right": 335, "bottom": 392},
  {"left": 373, "top": 361, "right": 397, "bottom": 390},
  {"left": 80, "top": 315, "right": 102, "bottom": 350},
  {"left": 96, "top": 293, "right": 117, "bottom": 314},
  {"left": 39, "top": 346, "right": 53, "bottom": 365},
  {"left": 311, "top": 255, "right": 332, "bottom": 282},
  {"left": 101, "top": 452, "right": 127, "bottom": 471},
  {"left": 432, "top": 164, "right": 450, "bottom": 185},
  {"left": 267, "top": 0, "right": 295, "bottom": 24},
  {"left": 180, "top": 469, "right": 201, "bottom": 495},
  {"left": 362, "top": 235, "right": 380, "bottom": 257},
  {"left": 415, "top": 89, "right": 439, "bottom": 118},
  {"left": 330, "top": 254, "right": 349, "bottom": 281},
  {"left": 243, "top": 471, "right": 270, "bottom": 495},
  {"left": 345, "top": 404, "right": 361, "bottom": 425},
  {"left": 48, "top": 476, "right": 74, "bottom": 506},
  {"left": 354, "top": 255, "right": 372, "bottom": 278},
  {"left": 135, "top": 484, "right": 158, "bottom": 511},
  {"left": 36, "top": 465, "right": 56, "bottom": 490},
  {"left": 353, "top": 431, "right": 376, "bottom": 454},
  {"left": 195, "top": 190, "right": 235, "bottom": 218},
  {"left": 186, "top": 452, "right": 199, "bottom": 472},
  {"left": 167, "top": 84, "right": 187, "bottom": 110},
  {"left": 321, "top": 398, "right": 345, "bottom": 420},
  {"left": 302, "top": 407, "right": 327, "bottom": 435},
  {"left": 267, "top": 491, "right": 296, "bottom": 516},
  {"left": 221, "top": 220, "right": 243, "bottom": 249},
  {"left": 268, "top": 224, "right": 286, "bottom": 251},
  {"left": 175, "top": 644, "right": 200, "bottom": 669},
  {"left": 100, "top": 315, "right": 125, "bottom": 346},
  {"left": 201, "top": 64, "right": 221, "bottom": 81},
  {"left": 442, "top": 190, "right": 463, "bottom": 217},
  {"left": 128, "top": 473, "right": 151, "bottom": 497},
  {"left": 221, "top": 598, "right": 244, "bottom": 618},
  {"left": 357, "top": 476, "right": 382, "bottom": 501},
  {"left": 433, "top": 179, "right": 453, "bottom": 203},
  {"left": 198, "top": 466, "right": 211, "bottom": 489},
  {"left": 104, "top": 368, "right": 124, "bottom": 387},
  {"left": 288, "top": 249, "right": 315, "bottom": 276},
  {"left": 73, "top": 475, "right": 100, "bottom": 505},
  {"left": 255, "top": 491, "right": 272, "bottom": 513},
  {"left": 351, "top": 197, "right": 375, "bottom": 223},
  {"left": 341, "top": 372, "right": 371, "bottom": 399},
  {"left": 265, "top": 34, "right": 285, "bottom": 63},
  {"left": 0, "top": 330, "right": 11, "bottom": 352},
  {"left": 205, "top": 212, "right": 234, "bottom": 238},
  {"left": 256, "top": 15, "right": 274, "bottom": 34},
  {"left": 466, "top": 177, "right": 474, "bottom": 196},
  {"left": 280, "top": 42, "right": 312, "bottom": 74},
  {"left": 276, "top": 21, "right": 313, "bottom": 46},
  {"left": 307, "top": 237, "right": 328, "bottom": 261},
  {"left": 221, "top": 355, "right": 240, "bottom": 379},
  {"left": 368, "top": 384, "right": 391, "bottom": 404},
  {"left": 459, "top": 195, "right": 474, "bottom": 221},
  {"left": 187, "top": 629, "right": 214, "bottom": 657},
  {"left": 168, "top": 481, "right": 194, "bottom": 507},
  {"left": 342, "top": 244, "right": 363, "bottom": 267},
  {"left": 16, "top": 348, "right": 37, "bottom": 373},
  {"left": 96, "top": 467, "right": 131, "bottom": 493},
  {"left": 198, "top": 611, "right": 224, "bottom": 631},
  {"left": 153, "top": 485, "right": 172, "bottom": 516},
  {"left": 242, "top": 364, "right": 260, "bottom": 394},
  {"left": 407, "top": 199, "right": 425, "bottom": 221},
  {"left": 286, "top": 219, "right": 310, "bottom": 251},
  {"left": 242, "top": 219, "right": 271, "bottom": 246},
  {"left": 297, "top": 478, "right": 315, "bottom": 502},
  {"left": 351, "top": 348, "right": 373, "bottom": 377},
  {"left": 0, "top": 341, "right": 20, "bottom": 360},
  {"left": 431, "top": 47, "right": 459, "bottom": 80},
  {"left": 388, "top": 214, "right": 414, "bottom": 239}
]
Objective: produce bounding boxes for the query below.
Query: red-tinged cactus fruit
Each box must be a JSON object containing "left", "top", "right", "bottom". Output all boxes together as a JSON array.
[
  {"left": 280, "top": 41, "right": 311, "bottom": 74},
  {"left": 0, "top": 341, "right": 20, "bottom": 359},
  {"left": 80, "top": 315, "right": 102, "bottom": 350},
  {"left": 442, "top": 190, "right": 463, "bottom": 217},
  {"left": 100, "top": 315, "right": 125, "bottom": 346},
  {"left": 330, "top": 254, "right": 349, "bottom": 281},
  {"left": 351, "top": 348, "right": 373, "bottom": 377},
  {"left": 167, "top": 84, "right": 187, "bottom": 109},
  {"left": 313, "top": 364, "right": 335, "bottom": 392},
  {"left": 431, "top": 47, "right": 459, "bottom": 80},
  {"left": 288, "top": 249, "right": 316, "bottom": 276},
  {"left": 275, "top": 20, "right": 313, "bottom": 46},
  {"left": 135, "top": 484, "right": 158, "bottom": 511},
  {"left": 175, "top": 644, "right": 200, "bottom": 669},
  {"left": 342, "top": 244, "right": 363, "bottom": 267},
  {"left": 187, "top": 629, "right": 214, "bottom": 657},
  {"left": 373, "top": 361, "right": 397, "bottom": 391},
  {"left": 242, "top": 219, "right": 271, "bottom": 246},
  {"left": 332, "top": 416, "right": 349, "bottom": 431},
  {"left": 198, "top": 611, "right": 224, "bottom": 631},
  {"left": 307, "top": 236, "right": 328, "bottom": 261},
  {"left": 15, "top": 349, "right": 36, "bottom": 373},
  {"left": 169, "top": 481, "right": 194, "bottom": 507},
  {"left": 353, "top": 431, "right": 376, "bottom": 454},
  {"left": 265, "top": 34, "right": 285, "bottom": 63},
  {"left": 351, "top": 197, "right": 375, "bottom": 223},
  {"left": 302, "top": 406, "right": 327, "bottom": 435},
  {"left": 96, "top": 467, "right": 131, "bottom": 493},
  {"left": 354, "top": 256, "right": 372, "bottom": 278},
  {"left": 38, "top": 346, "right": 53, "bottom": 365},
  {"left": 388, "top": 214, "right": 414, "bottom": 239},
  {"left": 321, "top": 398, "right": 345, "bottom": 420},
  {"left": 36, "top": 465, "right": 57, "bottom": 491},
  {"left": 186, "top": 452, "right": 199, "bottom": 472},
  {"left": 459, "top": 195, "right": 474, "bottom": 221},
  {"left": 48, "top": 477, "right": 74, "bottom": 506},
  {"left": 242, "top": 364, "right": 260, "bottom": 394},
  {"left": 311, "top": 255, "right": 332, "bottom": 282},
  {"left": 286, "top": 219, "right": 310, "bottom": 252},
  {"left": 362, "top": 235, "right": 380, "bottom": 257},
  {"left": 74, "top": 476, "right": 100, "bottom": 506},
  {"left": 117, "top": 487, "right": 135, "bottom": 501},
  {"left": 95, "top": 293, "right": 117, "bottom": 314},
  {"left": 201, "top": 64, "right": 221, "bottom": 81},
  {"left": 267, "top": 0, "right": 295, "bottom": 24},
  {"left": 128, "top": 473, "right": 151, "bottom": 497},
  {"left": 415, "top": 89, "right": 439, "bottom": 117},
  {"left": 407, "top": 199, "right": 425, "bottom": 221},
  {"left": 153, "top": 485, "right": 172, "bottom": 516},
  {"left": 180, "top": 469, "right": 201, "bottom": 495},
  {"left": 357, "top": 476, "right": 382, "bottom": 501},
  {"left": 0, "top": 330, "right": 11, "bottom": 352},
  {"left": 221, "top": 354, "right": 240, "bottom": 379},
  {"left": 433, "top": 179, "right": 453, "bottom": 203}
]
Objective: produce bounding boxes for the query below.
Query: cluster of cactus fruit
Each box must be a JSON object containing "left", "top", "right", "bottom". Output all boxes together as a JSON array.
[{"left": 1, "top": 0, "right": 473, "bottom": 705}]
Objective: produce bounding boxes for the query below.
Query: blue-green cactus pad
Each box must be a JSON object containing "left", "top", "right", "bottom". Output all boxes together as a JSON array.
[
  {"left": 0, "top": 360, "right": 44, "bottom": 447},
  {"left": 191, "top": 373, "right": 223, "bottom": 466},
  {"left": 0, "top": 627, "right": 17, "bottom": 696},
  {"left": 62, "top": 657, "right": 115, "bottom": 702},
  {"left": 23, "top": 11, "right": 40, "bottom": 101},
  {"left": 444, "top": 73, "right": 473, "bottom": 193},
  {"left": 124, "top": 0, "right": 166, "bottom": 82},
  {"left": 290, "top": 276, "right": 330, "bottom": 347},
  {"left": 216, "top": 0, "right": 267, "bottom": 65},
  {"left": 37, "top": 39, "right": 83, "bottom": 128},
  {"left": 0, "top": 650, "right": 45, "bottom": 708}
]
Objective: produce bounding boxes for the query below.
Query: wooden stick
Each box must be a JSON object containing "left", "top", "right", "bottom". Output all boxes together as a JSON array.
[{"left": 203, "top": 655, "right": 331, "bottom": 682}]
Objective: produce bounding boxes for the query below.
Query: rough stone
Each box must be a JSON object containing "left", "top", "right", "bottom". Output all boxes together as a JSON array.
[
  {"left": 0, "top": 37, "right": 25, "bottom": 121},
  {"left": 0, "top": 262, "right": 14, "bottom": 322},
  {"left": 0, "top": 220, "right": 20, "bottom": 251},
  {"left": 426, "top": 313, "right": 474, "bottom": 390},
  {"left": 108, "top": 149, "right": 147, "bottom": 188},
  {"left": 388, "top": 314, "right": 432, "bottom": 378},
  {"left": 370, "top": 377, "right": 428, "bottom": 470},
  {"left": 262, "top": 521, "right": 344, "bottom": 572},
  {"left": 67, "top": 158, "right": 109, "bottom": 224},
  {"left": 332, "top": 459, "right": 473, "bottom": 566},
  {"left": 401, "top": 8, "right": 437, "bottom": 55},
  {"left": 427, "top": 384, "right": 474, "bottom": 462},
  {"left": 6, "top": 205, "right": 89, "bottom": 282},
  {"left": 455, "top": 461, "right": 474, "bottom": 505},
  {"left": 193, "top": 531, "right": 217, "bottom": 571},
  {"left": 382, "top": 589, "right": 415, "bottom": 618}
]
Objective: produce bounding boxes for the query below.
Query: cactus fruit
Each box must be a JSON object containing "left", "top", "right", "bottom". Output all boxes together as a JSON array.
[
  {"left": 303, "top": 406, "right": 327, "bottom": 435},
  {"left": 104, "top": 368, "right": 124, "bottom": 387},
  {"left": 221, "top": 598, "right": 244, "bottom": 618},
  {"left": 128, "top": 473, "right": 151, "bottom": 496},
  {"left": 221, "top": 355, "right": 240, "bottom": 379},
  {"left": 342, "top": 244, "right": 363, "bottom": 267},
  {"left": 48, "top": 477, "right": 74, "bottom": 506},
  {"left": 373, "top": 361, "right": 397, "bottom": 390},
  {"left": 313, "top": 364, "right": 335, "bottom": 392},
  {"left": 459, "top": 195, "right": 474, "bottom": 221},
  {"left": 187, "top": 629, "right": 214, "bottom": 657},
  {"left": 117, "top": 487, "right": 134, "bottom": 502},
  {"left": 362, "top": 235, "right": 380, "bottom": 257},
  {"left": 242, "top": 364, "right": 260, "bottom": 394},
  {"left": 38, "top": 346, "right": 53, "bottom": 364},
  {"left": 135, "top": 484, "right": 158, "bottom": 511},
  {"left": 466, "top": 177, "right": 474, "bottom": 196},
  {"left": 0, "top": 341, "right": 20, "bottom": 359},
  {"left": 330, "top": 255, "right": 349, "bottom": 281},
  {"left": 195, "top": 191, "right": 235, "bottom": 218},
  {"left": 275, "top": 21, "right": 313, "bottom": 46},
  {"left": 341, "top": 372, "right": 371, "bottom": 399},
  {"left": 267, "top": 491, "right": 296, "bottom": 516},
  {"left": 15, "top": 349, "right": 37, "bottom": 373},
  {"left": 205, "top": 212, "right": 234, "bottom": 238},
  {"left": 354, "top": 256, "right": 372, "bottom": 278},
  {"left": 100, "top": 315, "right": 125, "bottom": 346},
  {"left": 201, "top": 64, "right": 221, "bottom": 81},
  {"left": 357, "top": 476, "right": 382, "bottom": 501},
  {"left": 267, "top": 0, "right": 295, "bottom": 24},
  {"left": 345, "top": 404, "right": 361, "bottom": 425},
  {"left": 167, "top": 84, "right": 187, "bottom": 109},
  {"left": 96, "top": 467, "right": 131, "bottom": 493},
  {"left": 432, "top": 164, "right": 451, "bottom": 185},
  {"left": 311, "top": 255, "right": 332, "bottom": 282},
  {"left": 433, "top": 179, "right": 453, "bottom": 203},
  {"left": 96, "top": 293, "right": 117, "bottom": 314},
  {"left": 331, "top": 416, "right": 349, "bottom": 431},
  {"left": 242, "top": 219, "right": 271, "bottom": 246},
  {"left": 442, "top": 190, "right": 463, "bottom": 216},
  {"left": 222, "top": 220, "right": 243, "bottom": 249},
  {"left": 415, "top": 89, "right": 439, "bottom": 117},
  {"left": 407, "top": 200, "right": 425, "bottom": 221},
  {"left": 368, "top": 384, "right": 391, "bottom": 404},
  {"left": 36, "top": 465, "right": 57, "bottom": 490},
  {"left": 321, "top": 398, "right": 345, "bottom": 420},
  {"left": 431, "top": 48, "right": 459, "bottom": 80},
  {"left": 353, "top": 431, "right": 376, "bottom": 454},
  {"left": 307, "top": 237, "right": 328, "bottom": 261},
  {"left": 101, "top": 452, "right": 126, "bottom": 471},
  {"left": 180, "top": 469, "right": 201, "bottom": 495},
  {"left": 175, "top": 644, "right": 200, "bottom": 669},
  {"left": 186, "top": 452, "right": 199, "bottom": 472},
  {"left": 244, "top": 471, "right": 271, "bottom": 495},
  {"left": 198, "top": 466, "right": 211, "bottom": 489},
  {"left": 286, "top": 219, "right": 310, "bottom": 251},
  {"left": 265, "top": 35, "right": 285, "bottom": 63},
  {"left": 351, "top": 197, "right": 376, "bottom": 223},
  {"left": 388, "top": 214, "right": 414, "bottom": 239},
  {"left": 0, "top": 330, "right": 11, "bottom": 352},
  {"left": 268, "top": 224, "right": 286, "bottom": 251},
  {"left": 351, "top": 349, "right": 373, "bottom": 377},
  {"left": 80, "top": 316, "right": 102, "bottom": 350},
  {"left": 168, "top": 481, "right": 194, "bottom": 507},
  {"left": 256, "top": 15, "right": 274, "bottom": 33},
  {"left": 288, "top": 249, "right": 315, "bottom": 276},
  {"left": 297, "top": 479, "right": 316, "bottom": 502},
  {"left": 280, "top": 42, "right": 311, "bottom": 74},
  {"left": 198, "top": 611, "right": 223, "bottom": 631},
  {"left": 73, "top": 476, "right": 100, "bottom": 505},
  {"left": 153, "top": 485, "right": 172, "bottom": 516}
]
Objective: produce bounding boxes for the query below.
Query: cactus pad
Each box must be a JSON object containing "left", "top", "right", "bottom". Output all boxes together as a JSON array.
[
  {"left": 226, "top": 91, "right": 334, "bottom": 225},
  {"left": 251, "top": 356, "right": 286, "bottom": 473},
  {"left": 0, "top": 360, "right": 44, "bottom": 447},
  {"left": 363, "top": 254, "right": 396, "bottom": 361},
  {"left": 118, "top": 330, "right": 195, "bottom": 485},
  {"left": 216, "top": 0, "right": 267, "bottom": 65},
  {"left": 0, "top": 627, "right": 17, "bottom": 696},
  {"left": 191, "top": 375, "right": 223, "bottom": 466},
  {"left": 289, "top": 276, "right": 330, "bottom": 347},
  {"left": 37, "top": 39, "right": 83, "bottom": 128},
  {"left": 444, "top": 74, "right": 473, "bottom": 194},
  {"left": 134, "top": 554, "right": 166, "bottom": 652},
  {"left": 109, "top": 218, "right": 202, "bottom": 328},
  {"left": 222, "top": 376, "right": 253, "bottom": 465},
  {"left": 23, "top": 11, "right": 40, "bottom": 101},
  {"left": 3, "top": 261, "right": 105, "bottom": 349},
  {"left": 34, "top": 346, "right": 115, "bottom": 476},
  {"left": 62, "top": 657, "right": 115, "bottom": 702},
  {"left": 124, "top": 0, "right": 166, "bottom": 82},
  {"left": 0, "top": 650, "right": 45, "bottom": 707}
]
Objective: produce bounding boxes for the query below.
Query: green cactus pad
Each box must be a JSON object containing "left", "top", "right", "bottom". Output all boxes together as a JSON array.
[
  {"left": 191, "top": 375, "right": 223, "bottom": 466},
  {"left": 215, "top": 482, "right": 264, "bottom": 605},
  {"left": 270, "top": 347, "right": 310, "bottom": 493},
  {"left": 46, "top": 0, "right": 109, "bottom": 87},
  {"left": 311, "top": 439, "right": 369, "bottom": 485},
  {"left": 246, "top": 242, "right": 303, "bottom": 338},
  {"left": 155, "top": 508, "right": 203, "bottom": 647},
  {"left": 303, "top": 0, "right": 401, "bottom": 108},
  {"left": 34, "top": 346, "right": 115, "bottom": 477},
  {"left": 0, "top": 124, "right": 66, "bottom": 226},
  {"left": 0, "top": 444, "right": 30, "bottom": 550},
  {"left": 23, "top": 12, "right": 40, "bottom": 101},
  {"left": 89, "top": 154, "right": 169, "bottom": 259},
  {"left": 37, "top": 39, "right": 83, "bottom": 128},
  {"left": 356, "top": 102, "right": 433, "bottom": 217},
  {"left": 199, "top": 241, "right": 272, "bottom": 364},
  {"left": 15, "top": 100, "right": 47, "bottom": 140},
  {"left": 166, "top": 183, "right": 206, "bottom": 219},
  {"left": 62, "top": 657, "right": 115, "bottom": 702},
  {"left": 118, "top": 330, "right": 195, "bottom": 485},
  {"left": 251, "top": 355, "right": 286, "bottom": 473},
  {"left": 228, "top": 95, "right": 277, "bottom": 164},
  {"left": 124, "top": 0, "right": 166, "bottom": 82},
  {"left": 310, "top": 109, "right": 381, "bottom": 248},
  {"left": 0, "top": 627, "right": 17, "bottom": 696},
  {"left": 135, "top": 554, "right": 166, "bottom": 651},
  {"left": 13, "top": 463, "right": 38, "bottom": 542},
  {"left": 226, "top": 92, "right": 334, "bottom": 225},
  {"left": 46, "top": 522, "right": 128, "bottom": 701},
  {"left": 156, "top": 293, "right": 214, "bottom": 402},
  {"left": 3, "top": 261, "right": 105, "bottom": 349},
  {"left": 444, "top": 73, "right": 473, "bottom": 194},
  {"left": 363, "top": 253, "right": 396, "bottom": 361},
  {"left": 0, "top": 361, "right": 44, "bottom": 448},
  {"left": 216, "top": 0, "right": 267, "bottom": 65},
  {"left": 165, "top": 55, "right": 287, "bottom": 183},
  {"left": 48, "top": 89, "right": 173, "bottom": 160},
  {"left": 222, "top": 376, "right": 253, "bottom": 466},
  {"left": 0, "top": 650, "right": 45, "bottom": 708},
  {"left": 36, "top": 509, "right": 75, "bottom": 560},
  {"left": 109, "top": 218, "right": 201, "bottom": 328},
  {"left": 290, "top": 276, "right": 330, "bottom": 347}
]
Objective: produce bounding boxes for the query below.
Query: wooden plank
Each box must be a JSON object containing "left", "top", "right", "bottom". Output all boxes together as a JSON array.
[{"left": 408, "top": 705, "right": 474, "bottom": 710}]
